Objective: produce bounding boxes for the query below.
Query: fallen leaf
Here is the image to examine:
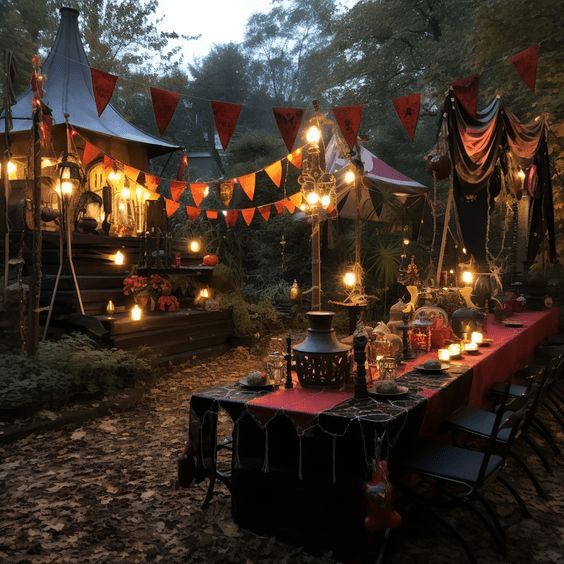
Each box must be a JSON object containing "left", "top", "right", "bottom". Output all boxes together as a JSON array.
[{"left": 71, "top": 430, "right": 86, "bottom": 440}]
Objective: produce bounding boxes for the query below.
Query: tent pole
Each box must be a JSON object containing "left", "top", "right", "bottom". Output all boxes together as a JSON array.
[{"left": 435, "top": 178, "right": 453, "bottom": 285}]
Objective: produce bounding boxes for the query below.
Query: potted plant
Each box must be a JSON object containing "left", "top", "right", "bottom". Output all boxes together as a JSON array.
[{"left": 123, "top": 275, "right": 150, "bottom": 308}]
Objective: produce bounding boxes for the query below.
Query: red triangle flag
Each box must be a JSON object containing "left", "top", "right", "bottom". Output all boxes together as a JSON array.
[
  {"left": 190, "top": 183, "right": 208, "bottom": 207},
  {"left": 241, "top": 208, "right": 255, "bottom": 226},
  {"left": 274, "top": 200, "right": 285, "bottom": 215},
  {"left": 392, "top": 93, "right": 421, "bottom": 140},
  {"left": 264, "top": 161, "right": 282, "bottom": 188},
  {"left": 82, "top": 142, "right": 100, "bottom": 168},
  {"left": 510, "top": 45, "right": 539, "bottom": 93},
  {"left": 103, "top": 155, "right": 115, "bottom": 173},
  {"left": 90, "top": 67, "right": 118, "bottom": 116},
  {"left": 124, "top": 164, "right": 140, "bottom": 183},
  {"left": 165, "top": 198, "right": 180, "bottom": 217},
  {"left": 238, "top": 173, "right": 255, "bottom": 200},
  {"left": 224, "top": 210, "right": 238, "bottom": 228},
  {"left": 206, "top": 210, "right": 218, "bottom": 220},
  {"left": 186, "top": 206, "right": 201, "bottom": 221},
  {"left": 452, "top": 74, "right": 480, "bottom": 116},
  {"left": 170, "top": 180, "right": 186, "bottom": 202},
  {"left": 333, "top": 105, "right": 364, "bottom": 150},
  {"left": 177, "top": 152, "right": 188, "bottom": 180},
  {"left": 211, "top": 100, "right": 242, "bottom": 150},
  {"left": 289, "top": 192, "right": 303, "bottom": 207},
  {"left": 284, "top": 198, "right": 296, "bottom": 214},
  {"left": 258, "top": 205, "right": 271, "bottom": 222},
  {"left": 287, "top": 149, "right": 302, "bottom": 169},
  {"left": 145, "top": 174, "right": 160, "bottom": 192},
  {"left": 272, "top": 107, "right": 305, "bottom": 152},
  {"left": 150, "top": 87, "right": 181, "bottom": 136}
]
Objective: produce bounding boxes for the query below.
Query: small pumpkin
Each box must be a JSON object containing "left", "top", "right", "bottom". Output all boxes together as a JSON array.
[{"left": 202, "top": 254, "right": 219, "bottom": 266}]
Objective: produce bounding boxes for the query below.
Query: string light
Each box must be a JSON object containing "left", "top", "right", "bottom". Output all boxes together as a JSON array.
[
  {"left": 121, "top": 187, "right": 131, "bottom": 199},
  {"left": 344, "top": 169, "right": 355, "bottom": 184},
  {"left": 321, "top": 194, "right": 331, "bottom": 208},
  {"left": 306, "top": 192, "right": 320, "bottom": 206}
]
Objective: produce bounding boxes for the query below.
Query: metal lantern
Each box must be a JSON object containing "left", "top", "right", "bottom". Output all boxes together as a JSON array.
[
  {"left": 293, "top": 311, "right": 350, "bottom": 388},
  {"left": 410, "top": 318, "right": 432, "bottom": 353}
]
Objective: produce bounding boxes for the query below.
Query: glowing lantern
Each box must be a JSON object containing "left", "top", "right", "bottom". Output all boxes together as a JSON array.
[
  {"left": 189, "top": 239, "right": 202, "bottom": 253},
  {"left": 343, "top": 271, "right": 357, "bottom": 288},
  {"left": 321, "top": 194, "right": 331, "bottom": 208},
  {"left": 438, "top": 348, "right": 451, "bottom": 363},
  {"left": 306, "top": 191, "right": 320, "bottom": 206},
  {"left": 290, "top": 280, "right": 299, "bottom": 301},
  {"left": 344, "top": 169, "right": 355, "bottom": 184},
  {"left": 461, "top": 270, "right": 474, "bottom": 286},
  {"left": 113, "top": 250, "right": 125, "bottom": 265},
  {"left": 306, "top": 125, "right": 321, "bottom": 144}
]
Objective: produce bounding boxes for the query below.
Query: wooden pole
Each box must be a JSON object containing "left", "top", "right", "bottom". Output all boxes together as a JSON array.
[
  {"left": 311, "top": 213, "right": 321, "bottom": 310},
  {"left": 28, "top": 106, "right": 42, "bottom": 357},
  {"left": 435, "top": 179, "right": 453, "bottom": 285}
]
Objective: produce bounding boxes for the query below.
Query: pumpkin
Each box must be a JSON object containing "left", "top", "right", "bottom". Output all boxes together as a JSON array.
[{"left": 202, "top": 254, "right": 219, "bottom": 266}]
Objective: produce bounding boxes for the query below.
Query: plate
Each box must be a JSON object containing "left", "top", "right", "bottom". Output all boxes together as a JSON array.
[
  {"left": 369, "top": 385, "right": 410, "bottom": 398},
  {"left": 238, "top": 378, "right": 279, "bottom": 390},
  {"left": 416, "top": 363, "right": 449, "bottom": 373},
  {"left": 465, "top": 349, "right": 481, "bottom": 356},
  {"left": 503, "top": 320, "right": 524, "bottom": 328},
  {"left": 479, "top": 338, "right": 494, "bottom": 347}
]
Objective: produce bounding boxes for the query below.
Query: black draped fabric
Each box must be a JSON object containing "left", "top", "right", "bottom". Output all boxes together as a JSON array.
[{"left": 442, "top": 94, "right": 555, "bottom": 265}]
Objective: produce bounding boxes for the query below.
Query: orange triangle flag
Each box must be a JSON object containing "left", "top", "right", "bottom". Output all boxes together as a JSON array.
[
  {"left": 274, "top": 200, "right": 286, "bottom": 215},
  {"left": 82, "top": 142, "right": 100, "bottom": 168},
  {"left": 145, "top": 174, "right": 160, "bottom": 192},
  {"left": 165, "top": 198, "right": 180, "bottom": 217},
  {"left": 206, "top": 210, "right": 218, "bottom": 220},
  {"left": 123, "top": 164, "right": 139, "bottom": 183},
  {"left": 258, "top": 205, "right": 271, "bottom": 222},
  {"left": 264, "top": 160, "right": 282, "bottom": 188},
  {"left": 186, "top": 206, "right": 201, "bottom": 221},
  {"left": 170, "top": 180, "right": 186, "bottom": 202},
  {"left": 287, "top": 149, "right": 302, "bottom": 169},
  {"left": 103, "top": 155, "right": 115, "bottom": 173},
  {"left": 241, "top": 208, "right": 255, "bottom": 226},
  {"left": 289, "top": 193, "right": 303, "bottom": 207},
  {"left": 284, "top": 198, "right": 296, "bottom": 214},
  {"left": 190, "top": 183, "right": 208, "bottom": 207},
  {"left": 238, "top": 173, "right": 256, "bottom": 201}
]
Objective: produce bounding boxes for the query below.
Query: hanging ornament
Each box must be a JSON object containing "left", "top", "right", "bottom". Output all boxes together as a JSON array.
[{"left": 219, "top": 181, "right": 234, "bottom": 207}]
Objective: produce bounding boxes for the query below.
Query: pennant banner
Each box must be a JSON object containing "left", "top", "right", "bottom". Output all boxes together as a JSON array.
[
  {"left": 238, "top": 173, "right": 256, "bottom": 201},
  {"left": 82, "top": 142, "right": 100, "bottom": 168},
  {"left": 124, "top": 164, "right": 140, "bottom": 183},
  {"left": 258, "top": 205, "right": 271, "bottom": 222},
  {"left": 264, "top": 160, "right": 282, "bottom": 188},
  {"left": 211, "top": 100, "right": 242, "bottom": 151},
  {"left": 333, "top": 105, "right": 364, "bottom": 150},
  {"left": 392, "top": 93, "right": 421, "bottom": 140},
  {"left": 190, "top": 183, "right": 208, "bottom": 207},
  {"left": 241, "top": 208, "right": 255, "bottom": 226},
  {"left": 206, "top": 210, "right": 218, "bottom": 220},
  {"left": 451, "top": 74, "right": 480, "bottom": 116},
  {"left": 186, "top": 206, "right": 201, "bottom": 221},
  {"left": 510, "top": 45, "right": 539, "bottom": 92},
  {"left": 170, "top": 180, "right": 186, "bottom": 202},
  {"left": 144, "top": 173, "right": 160, "bottom": 192},
  {"left": 165, "top": 198, "right": 180, "bottom": 217},
  {"left": 272, "top": 107, "right": 305, "bottom": 153},
  {"left": 288, "top": 149, "right": 302, "bottom": 169},
  {"left": 274, "top": 200, "right": 285, "bottom": 215},
  {"left": 225, "top": 210, "right": 239, "bottom": 228},
  {"left": 90, "top": 67, "right": 118, "bottom": 116},
  {"left": 284, "top": 198, "right": 296, "bottom": 214},
  {"left": 150, "top": 87, "right": 181, "bottom": 136}
]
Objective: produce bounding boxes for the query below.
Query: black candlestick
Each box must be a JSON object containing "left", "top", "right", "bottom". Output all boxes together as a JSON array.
[
  {"left": 285, "top": 334, "right": 293, "bottom": 389},
  {"left": 401, "top": 312, "right": 415, "bottom": 361},
  {"left": 353, "top": 328, "right": 368, "bottom": 399}
]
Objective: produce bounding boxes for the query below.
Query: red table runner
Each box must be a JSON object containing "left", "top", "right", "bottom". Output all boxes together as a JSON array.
[{"left": 397, "top": 309, "right": 558, "bottom": 407}]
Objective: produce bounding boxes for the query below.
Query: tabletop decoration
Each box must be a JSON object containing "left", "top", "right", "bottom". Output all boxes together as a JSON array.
[{"left": 437, "top": 348, "right": 451, "bottom": 363}]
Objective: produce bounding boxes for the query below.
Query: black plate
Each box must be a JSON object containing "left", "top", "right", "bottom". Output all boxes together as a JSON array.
[
  {"left": 416, "top": 363, "right": 449, "bottom": 373},
  {"left": 369, "top": 385, "right": 410, "bottom": 398},
  {"left": 238, "top": 378, "right": 279, "bottom": 390}
]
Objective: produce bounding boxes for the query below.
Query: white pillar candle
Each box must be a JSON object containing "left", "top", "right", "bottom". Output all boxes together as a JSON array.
[{"left": 438, "top": 348, "right": 451, "bottom": 362}]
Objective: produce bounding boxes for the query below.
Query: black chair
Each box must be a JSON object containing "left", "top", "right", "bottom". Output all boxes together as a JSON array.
[
  {"left": 400, "top": 388, "right": 528, "bottom": 563},
  {"left": 202, "top": 437, "right": 233, "bottom": 509}
]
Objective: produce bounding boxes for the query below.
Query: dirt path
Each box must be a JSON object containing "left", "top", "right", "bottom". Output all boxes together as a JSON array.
[{"left": 0, "top": 345, "right": 562, "bottom": 563}]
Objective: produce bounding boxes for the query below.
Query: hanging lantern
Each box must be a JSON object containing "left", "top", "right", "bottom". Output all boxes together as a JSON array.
[
  {"left": 57, "top": 152, "right": 83, "bottom": 198},
  {"left": 219, "top": 181, "right": 234, "bottom": 207},
  {"left": 189, "top": 239, "right": 202, "bottom": 253}
]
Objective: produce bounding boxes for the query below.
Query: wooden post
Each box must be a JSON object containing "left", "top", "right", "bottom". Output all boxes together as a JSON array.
[
  {"left": 311, "top": 213, "right": 321, "bottom": 310},
  {"left": 435, "top": 180, "right": 453, "bottom": 285},
  {"left": 28, "top": 106, "right": 42, "bottom": 357}
]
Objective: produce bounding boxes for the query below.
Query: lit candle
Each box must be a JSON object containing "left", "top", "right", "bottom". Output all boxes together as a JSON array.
[
  {"left": 471, "top": 331, "right": 483, "bottom": 345},
  {"left": 448, "top": 343, "right": 461, "bottom": 357},
  {"left": 438, "top": 348, "right": 451, "bottom": 363},
  {"left": 106, "top": 300, "right": 115, "bottom": 316},
  {"left": 113, "top": 250, "right": 125, "bottom": 265},
  {"left": 465, "top": 342, "right": 478, "bottom": 353},
  {"left": 131, "top": 304, "right": 142, "bottom": 321}
]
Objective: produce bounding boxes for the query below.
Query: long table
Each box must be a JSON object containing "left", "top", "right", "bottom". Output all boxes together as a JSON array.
[{"left": 185, "top": 309, "right": 558, "bottom": 556}]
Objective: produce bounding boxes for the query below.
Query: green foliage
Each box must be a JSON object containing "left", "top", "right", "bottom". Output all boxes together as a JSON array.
[
  {"left": 212, "top": 263, "right": 239, "bottom": 293},
  {"left": 219, "top": 292, "right": 282, "bottom": 338},
  {"left": 0, "top": 333, "right": 151, "bottom": 411}
]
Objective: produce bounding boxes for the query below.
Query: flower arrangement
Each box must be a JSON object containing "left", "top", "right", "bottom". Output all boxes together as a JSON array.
[
  {"left": 123, "top": 274, "right": 179, "bottom": 312},
  {"left": 123, "top": 275, "right": 148, "bottom": 299}
]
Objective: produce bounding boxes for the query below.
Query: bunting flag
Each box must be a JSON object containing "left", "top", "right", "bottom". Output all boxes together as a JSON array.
[
  {"left": 225, "top": 210, "right": 239, "bottom": 228},
  {"left": 241, "top": 208, "right": 255, "bottom": 226},
  {"left": 451, "top": 74, "right": 480, "bottom": 116},
  {"left": 333, "top": 105, "right": 364, "bottom": 150},
  {"left": 258, "top": 205, "right": 271, "bottom": 222},
  {"left": 190, "top": 183, "right": 208, "bottom": 207},
  {"left": 238, "top": 173, "right": 256, "bottom": 200},
  {"left": 264, "top": 160, "right": 282, "bottom": 188},
  {"left": 177, "top": 151, "right": 188, "bottom": 180},
  {"left": 287, "top": 149, "right": 302, "bottom": 169},
  {"left": 392, "top": 93, "right": 421, "bottom": 140},
  {"left": 150, "top": 87, "right": 181, "bottom": 136},
  {"left": 206, "top": 210, "right": 218, "bottom": 220},
  {"left": 510, "top": 45, "right": 539, "bottom": 92},
  {"left": 145, "top": 173, "right": 160, "bottom": 192},
  {"left": 82, "top": 142, "right": 100, "bottom": 168},
  {"left": 274, "top": 200, "right": 286, "bottom": 215},
  {"left": 103, "top": 155, "right": 116, "bottom": 172},
  {"left": 186, "top": 206, "right": 201, "bottom": 221},
  {"left": 90, "top": 67, "right": 118, "bottom": 116},
  {"left": 272, "top": 107, "right": 305, "bottom": 153},
  {"left": 211, "top": 100, "right": 242, "bottom": 150},
  {"left": 170, "top": 180, "right": 186, "bottom": 202},
  {"left": 123, "top": 164, "right": 140, "bottom": 183},
  {"left": 284, "top": 198, "right": 296, "bottom": 214},
  {"left": 289, "top": 192, "right": 303, "bottom": 207},
  {"left": 165, "top": 198, "right": 180, "bottom": 217}
]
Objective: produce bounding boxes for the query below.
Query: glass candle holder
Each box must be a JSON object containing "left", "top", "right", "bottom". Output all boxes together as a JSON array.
[
  {"left": 438, "top": 348, "right": 451, "bottom": 363},
  {"left": 448, "top": 343, "right": 461, "bottom": 357},
  {"left": 471, "top": 331, "right": 483, "bottom": 345}
]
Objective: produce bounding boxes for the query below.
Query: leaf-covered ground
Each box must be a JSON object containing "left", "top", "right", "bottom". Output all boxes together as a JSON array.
[{"left": 0, "top": 341, "right": 562, "bottom": 563}]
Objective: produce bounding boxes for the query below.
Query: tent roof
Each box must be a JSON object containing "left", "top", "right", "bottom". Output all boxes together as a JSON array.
[{"left": 1, "top": 7, "right": 180, "bottom": 158}]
